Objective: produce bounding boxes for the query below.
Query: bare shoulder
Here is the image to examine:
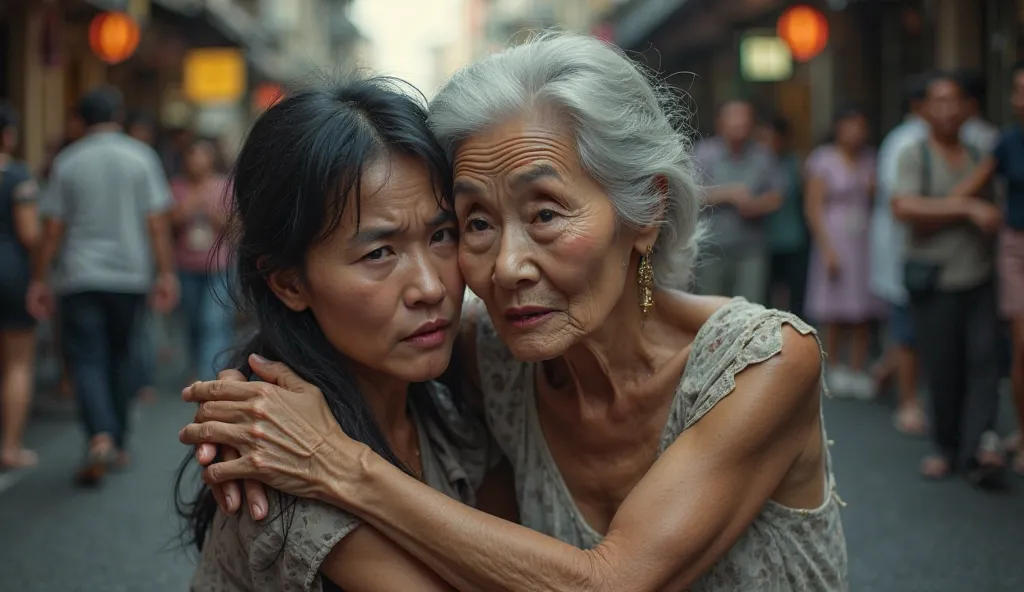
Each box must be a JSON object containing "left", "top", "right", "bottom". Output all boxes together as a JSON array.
[
  {"left": 769, "top": 325, "right": 823, "bottom": 404},
  {"left": 657, "top": 289, "right": 733, "bottom": 332}
]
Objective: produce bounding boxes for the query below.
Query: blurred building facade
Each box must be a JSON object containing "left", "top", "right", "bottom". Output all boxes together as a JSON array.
[
  {"left": 1, "top": 0, "right": 361, "bottom": 171},
  {"left": 482, "top": 0, "right": 623, "bottom": 49},
  {"left": 603, "top": 0, "right": 1024, "bottom": 153}
]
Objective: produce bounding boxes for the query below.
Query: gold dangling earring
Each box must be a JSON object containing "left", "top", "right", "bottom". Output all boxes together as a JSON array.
[{"left": 638, "top": 245, "right": 655, "bottom": 320}]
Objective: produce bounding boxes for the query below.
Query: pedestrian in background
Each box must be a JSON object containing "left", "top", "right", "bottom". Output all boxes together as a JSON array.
[
  {"left": 871, "top": 75, "right": 929, "bottom": 435},
  {"left": 951, "top": 61, "right": 1024, "bottom": 477},
  {"left": 694, "top": 99, "right": 782, "bottom": 303},
  {"left": 958, "top": 68, "right": 1000, "bottom": 154},
  {"left": 125, "top": 110, "right": 161, "bottom": 403},
  {"left": 169, "top": 137, "right": 234, "bottom": 381},
  {"left": 28, "top": 87, "right": 179, "bottom": 486},
  {"left": 759, "top": 114, "right": 809, "bottom": 319},
  {"left": 0, "top": 102, "right": 40, "bottom": 470},
  {"left": 891, "top": 72, "right": 1004, "bottom": 486},
  {"left": 804, "top": 107, "right": 885, "bottom": 399}
]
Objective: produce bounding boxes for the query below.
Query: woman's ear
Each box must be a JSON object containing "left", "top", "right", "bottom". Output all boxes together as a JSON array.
[
  {"left": 634, "top": 175, "right": 668, "bottom": 252},
  {"left": 267, "top": 269, "right": 310, "bottom": 312}
]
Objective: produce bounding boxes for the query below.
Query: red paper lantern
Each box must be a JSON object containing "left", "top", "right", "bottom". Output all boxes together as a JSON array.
[
  {"left": 88, "top": 12, "right": 140, "bottom": 65},
  {"left": 777, "top": 5, "right": 829, "bottom": 62}
]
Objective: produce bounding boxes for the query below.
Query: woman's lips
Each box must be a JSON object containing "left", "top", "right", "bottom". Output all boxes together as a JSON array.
[
  {"left": 403, "top": 320, "right": 450, "bottom": 347},
  {"left": 505, "top": 307, "right": 557, "bottom": 328}
]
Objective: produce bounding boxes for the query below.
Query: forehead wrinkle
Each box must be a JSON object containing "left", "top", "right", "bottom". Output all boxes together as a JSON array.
[{"left": 455, "top": 143, "right": 574, "bottom": 179}]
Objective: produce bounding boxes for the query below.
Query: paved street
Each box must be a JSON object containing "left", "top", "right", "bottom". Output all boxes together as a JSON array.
[{"left": 1, "top": 387, "right": 1023, "bottom": 591}]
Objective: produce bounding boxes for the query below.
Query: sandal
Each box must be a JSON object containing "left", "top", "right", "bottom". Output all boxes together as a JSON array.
[
  {"left": 0, "top": 448, "right": 39, "bottom": 471},
  {"left": 919, "top": 454, "right": 951, "bottom": 480},
  {"left": 74, "top": 446, "right": 117, "bottom": 487}
]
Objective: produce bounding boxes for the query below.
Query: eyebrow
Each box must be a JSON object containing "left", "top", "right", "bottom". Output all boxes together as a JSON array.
[
  {"left": 510, "top": 164, "right": 563, "bottom": 189},
  {"left": 453, "top": 179, "right": 482, "bottom": 198},
  {"left": 351, "top": 210, "right": 456, "bottom": 245}
]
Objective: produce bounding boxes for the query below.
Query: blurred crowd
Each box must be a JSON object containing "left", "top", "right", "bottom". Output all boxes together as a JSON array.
[
  {"left": 0, "top": 87, "right": 237, "bottom": 482},
  {"left": 693, "top": 66, "right": 1024, "bottom": 485},
  {"left": 2, "top": 62, "right": 1024, "bottom": 489}
]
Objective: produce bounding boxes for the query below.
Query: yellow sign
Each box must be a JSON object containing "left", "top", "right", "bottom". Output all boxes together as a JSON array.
[{"left": 183, "top": 48, "right": 246, "bottom": 104}]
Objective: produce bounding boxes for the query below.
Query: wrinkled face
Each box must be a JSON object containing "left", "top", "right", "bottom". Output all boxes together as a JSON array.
[
  {"left": 453, "top": 111, "right": 639, "bottom": 361},
  {"left": 271, "top": 156, "right": 464, "bottom": 383}
]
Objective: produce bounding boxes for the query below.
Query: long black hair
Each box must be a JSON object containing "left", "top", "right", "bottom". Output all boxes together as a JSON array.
[{"left": 173, "top": 74, "right": 461, "bottom": 553}]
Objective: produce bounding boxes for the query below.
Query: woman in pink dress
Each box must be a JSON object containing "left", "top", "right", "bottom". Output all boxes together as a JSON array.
[
  {"left": 170, "top": 138, "right": 233, "bottom": 381},
  {"left": 805, "top": 108, "right": 886, "bottom": 399}
]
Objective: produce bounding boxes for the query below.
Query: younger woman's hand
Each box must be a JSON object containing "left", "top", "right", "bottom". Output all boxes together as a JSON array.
[{"left": 180, "top": 354, "right": 362, "bottom": 514}]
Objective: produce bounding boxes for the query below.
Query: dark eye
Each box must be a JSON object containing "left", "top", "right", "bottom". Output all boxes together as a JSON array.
[
  {"left": 363, "top": 247, "right": 391, "bottom": 261},
  {"left": 536, "top": 209, "right": 556, "bottom": 223},
  {"left": 466, "top": 218, "right": 490, "bottom": 232},
  {"left": 431, "top": 228, "right": 458, "bottom": 244}
]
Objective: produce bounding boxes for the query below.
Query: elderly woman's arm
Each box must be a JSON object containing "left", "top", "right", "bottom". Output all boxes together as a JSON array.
[{"left": 183, "top": 328, "right": 822, "bottom": 592}]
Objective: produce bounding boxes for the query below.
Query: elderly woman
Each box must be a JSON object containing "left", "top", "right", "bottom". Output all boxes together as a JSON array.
[{"left": 180, "top": 33, "right": 847, "bottom": 590}]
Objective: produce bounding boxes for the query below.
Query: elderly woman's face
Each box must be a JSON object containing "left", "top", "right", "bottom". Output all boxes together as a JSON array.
[{"left": 453, "top": 112, "right": 636, "bottom": 361}]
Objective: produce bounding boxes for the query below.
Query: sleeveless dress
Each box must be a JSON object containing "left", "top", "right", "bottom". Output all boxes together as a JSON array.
[
  {"left": 190, "top": 381, "right": 498, "bottom": 592},
  {"left": 804, "top": 145, "right": 886, "bottom": 324},
  {"left": 473, "top": 297, "right": 848, "bottom": 591}
]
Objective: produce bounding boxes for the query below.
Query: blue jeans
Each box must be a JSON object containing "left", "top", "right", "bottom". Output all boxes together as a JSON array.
[
  {"left": 60, "top": 291, "right": 145, "bottom": 449},
  {"left": 178, "top": 271, "right": 234, "bottom": 381}
]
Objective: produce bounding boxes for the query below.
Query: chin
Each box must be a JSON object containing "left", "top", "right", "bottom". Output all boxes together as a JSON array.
[
  {"left": 500, "top": 330, "right": 571, "bottom": 363},
  {"left": 388, "top": 348, "right": 454, "bottom": 383}
]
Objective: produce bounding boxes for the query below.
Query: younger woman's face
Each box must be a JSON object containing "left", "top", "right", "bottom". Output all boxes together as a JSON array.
[{"left": 271, "top": 155, "right": 464, "bottom": 385}]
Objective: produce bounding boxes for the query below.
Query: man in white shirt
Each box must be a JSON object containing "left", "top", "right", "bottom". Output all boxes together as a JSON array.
[
  {"left": 958, "top": 69, "right": 1000, "bottom": 154},
  {"left": 870, "top": 75, "right": 928, "bottom": 435}
]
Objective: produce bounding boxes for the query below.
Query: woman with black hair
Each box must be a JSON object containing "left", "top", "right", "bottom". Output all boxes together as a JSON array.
[
  {"left": 804, "top": 106, "right": 886, "bottom": 399},
  {"left": 0, "top": 101, "right": 41, "bottom": 470},
  {"left": 176, "top": 76, "right": 497, "bottom": 591}
]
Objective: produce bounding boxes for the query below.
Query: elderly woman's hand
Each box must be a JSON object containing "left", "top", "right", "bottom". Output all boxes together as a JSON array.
[
  {"left": 180, "top": 354, "right": 364, "bottom": 515},
  {"left": 191, "top": 368, "right": 272, "bottom": 520}
]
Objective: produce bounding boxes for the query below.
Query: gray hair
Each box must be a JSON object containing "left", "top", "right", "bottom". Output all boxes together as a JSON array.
[{"left": 428, "top": 31, "right": 703, "bottom": 288}]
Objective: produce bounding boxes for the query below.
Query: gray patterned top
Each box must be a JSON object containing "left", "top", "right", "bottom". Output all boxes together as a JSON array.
[
  {"left": 190, "top": 381, "right": 497, "bottom": 592},
  {"left": 473, "top": 297, "right": 848, "bottom": 591}
]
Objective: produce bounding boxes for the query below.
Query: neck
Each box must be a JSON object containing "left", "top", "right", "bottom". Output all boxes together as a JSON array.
[
  {"left": 88, "top": 123, "right": 121, "bottom": 135},
  {"left": 930, "top": 129, "right": 960, "bottom": 148},
  {"left": 837, "top": 144, "right": 859, "bottom": 159},
  {"left": 548, "top": 267, "right": 665, "bottom": 408},
  {"left": 725, "top": 138, "right": 746, "bottom": 155},
  {"left": 353, "top": 371, "right": 413, "bottom": 437}
]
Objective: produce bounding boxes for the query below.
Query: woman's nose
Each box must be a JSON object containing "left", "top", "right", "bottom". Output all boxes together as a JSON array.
[
  {"left": 405, "top": 253, "right": 447, "bottom": 307},
  {"left": 492, "top": 227, "right": 540, "bottom": 290}
]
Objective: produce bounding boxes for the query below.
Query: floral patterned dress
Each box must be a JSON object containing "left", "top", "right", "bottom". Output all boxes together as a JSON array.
[
  {"left": 472, "top": 297, "right": 848, "bottom": 591},
  {"left": 189, "top": 381, "right": 498, "bottom": 592}
]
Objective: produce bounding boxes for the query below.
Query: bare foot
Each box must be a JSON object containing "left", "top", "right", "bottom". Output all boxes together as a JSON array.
[
  {"left": 0, "top": 448, "right": 39, "bottom": 470},
  {"left": 920, "top": 455, "right": 951, "bottom": 480},
  {"left": 894, "top": 405, "right": 927, "bottom": 437}
]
